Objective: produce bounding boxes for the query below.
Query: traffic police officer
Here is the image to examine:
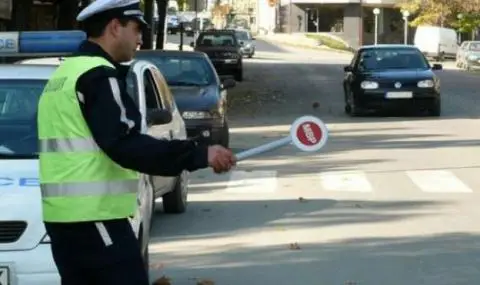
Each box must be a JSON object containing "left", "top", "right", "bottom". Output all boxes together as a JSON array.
[{"left": 37, "top": 0, "right": 236, "bottom": 284}]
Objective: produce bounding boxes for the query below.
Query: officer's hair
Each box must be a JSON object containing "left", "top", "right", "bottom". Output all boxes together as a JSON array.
[{"left": 80, "top": 15, "right": 130, "bottom": 38}]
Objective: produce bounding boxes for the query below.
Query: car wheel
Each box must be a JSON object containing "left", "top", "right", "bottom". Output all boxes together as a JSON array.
[
  {"left": 234, "top": 69, "right": 243, "bottom": 81},
  {"left": 162, "top": 171, "right": 188, "bottom": 214},
  {"left": 137, "top": 223, "right": 150, "bottom": 274},
  {"left": 142, "top": 235, "right": 150, "bottom": 273},
  {"left": 219, "top": 121, "right": 229, "bottom": 148},
  {"left": 347, "top": 90, "right": 361, "bottom": 116},
  {"left": 428, "top": 99, "right": 441, "bottom": 116}
]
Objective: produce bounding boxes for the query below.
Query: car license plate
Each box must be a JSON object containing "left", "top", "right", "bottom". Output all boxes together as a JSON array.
[
  {"left": 385, "top": 91, "right": 412, "bottom": 99},
  {"left": 0, "top": 266, "right": 9, "bottom": 285}
]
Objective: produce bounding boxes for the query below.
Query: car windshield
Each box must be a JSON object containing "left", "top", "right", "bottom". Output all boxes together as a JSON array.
[
  {"left": 197, "top": 33, "right": 237, "bottom": 47},
  {"left": 235, "top": 31, "right": 250, "bottom": 41},
  {"left": 469, "top": 42, "right": 480, "bottom": 51},
  {"left": 0, "top": 79, "right": 46, "bottom": 158},
  {"left": 136, "top": 55, "right": 216, "bottom": 86},
  {"left": 357, "top": 48, "right": 430, "bottom": 71}
]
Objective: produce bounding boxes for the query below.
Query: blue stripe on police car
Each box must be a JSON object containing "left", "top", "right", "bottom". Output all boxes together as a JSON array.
[{"left": 0, "top": 177, "right": 39, "bottom": 186}]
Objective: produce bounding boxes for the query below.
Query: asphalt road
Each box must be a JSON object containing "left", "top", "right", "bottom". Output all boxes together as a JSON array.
[{"left": 148, "top": 36, "right": 480, "bottom": 285}]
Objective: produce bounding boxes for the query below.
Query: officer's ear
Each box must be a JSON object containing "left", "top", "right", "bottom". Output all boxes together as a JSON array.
[{"left": 109, "top": 18, "right": 129, "bottom": 37}]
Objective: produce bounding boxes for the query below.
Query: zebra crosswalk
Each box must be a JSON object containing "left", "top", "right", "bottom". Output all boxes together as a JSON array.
[{"left": 190, "top": 168, "right": 480, "bottom": 196}]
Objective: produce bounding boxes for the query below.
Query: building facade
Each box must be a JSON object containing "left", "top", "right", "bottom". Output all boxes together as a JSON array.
[{"left": 277, "top": 0, "right": 414, "bottom": 48}]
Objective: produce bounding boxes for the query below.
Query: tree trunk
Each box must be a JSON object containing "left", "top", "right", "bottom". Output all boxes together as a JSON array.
[
  {"left": 156, "top": 0, "right": 168, "bottom": 49},
  {"left": 57, "top": 0, "right": 79, "bottom": 30},
  {"left": 141, "top": 0, "right": 154, "bottom": 49},
  {"left": 7, "top": 0, "right": 33, "bottom": 31}
]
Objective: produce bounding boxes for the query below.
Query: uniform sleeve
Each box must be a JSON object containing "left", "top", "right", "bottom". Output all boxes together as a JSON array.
[{"left": 75, "top": 66, "right": 209, "bottom": 176}]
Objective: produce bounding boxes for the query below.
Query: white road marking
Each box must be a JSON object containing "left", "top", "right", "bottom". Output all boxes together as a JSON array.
[
  {"left": 318, "top": 171, "right": 373, "bottom": 192},
  {"left": 225, "top": 170, "right": 278, "bottom": 193},
  {"left": 406, "top": 170, "right": 473, "bottom": 193}
]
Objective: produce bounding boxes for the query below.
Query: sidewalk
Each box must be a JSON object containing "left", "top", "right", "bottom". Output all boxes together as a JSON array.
[
  {"left": 258, "top": 33, "right": 353, "bottom": 55},
  {"left": 164, "top": 42, "right": 193, "bottom": 51},
  {"left": 152, "top": 41, "right": 193, "bottom": 51}
]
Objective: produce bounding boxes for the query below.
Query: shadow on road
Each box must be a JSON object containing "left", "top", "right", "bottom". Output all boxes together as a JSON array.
[
  {"left": 149, "top": 230, "right": 480, "bottom": 285},
  {"left": 151, "top": 199, "right": 451, "bottom": 241}
]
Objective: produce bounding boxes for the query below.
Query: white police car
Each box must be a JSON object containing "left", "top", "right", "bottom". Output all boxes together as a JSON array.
[{"left": 0, "top": 31, "right": 190, "bottom": 285}]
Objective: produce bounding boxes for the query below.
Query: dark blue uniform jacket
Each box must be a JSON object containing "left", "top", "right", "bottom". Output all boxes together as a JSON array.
[{"left": 74, "top": 40, "right": 208, "bottom": 176}]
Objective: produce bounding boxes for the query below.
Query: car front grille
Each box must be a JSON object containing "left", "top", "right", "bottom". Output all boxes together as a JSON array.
[
  {"left": 207, "top": 51, "right": 238, "bottom": 59},
  {"left": 0, "top": 221, "right": 27, "bottom": 243}
]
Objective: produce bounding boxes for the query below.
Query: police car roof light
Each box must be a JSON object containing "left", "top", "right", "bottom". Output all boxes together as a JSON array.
[{"left": 0, "top": 30, "right": 86, "bottom": 57}]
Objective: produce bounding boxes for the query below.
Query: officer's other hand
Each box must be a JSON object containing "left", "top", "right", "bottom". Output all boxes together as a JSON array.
[{"left": 208, "top": 145, "right": 236, "bottom": 173}]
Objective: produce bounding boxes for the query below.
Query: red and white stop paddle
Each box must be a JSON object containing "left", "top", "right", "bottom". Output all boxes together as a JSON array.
[{"left": 235, "top": 115, "right": 328, "bottom": 161}]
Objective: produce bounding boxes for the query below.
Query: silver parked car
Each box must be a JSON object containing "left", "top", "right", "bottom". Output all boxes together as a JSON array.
[{"left": 455, "top": 41, "right": 480, "bottom": 71}]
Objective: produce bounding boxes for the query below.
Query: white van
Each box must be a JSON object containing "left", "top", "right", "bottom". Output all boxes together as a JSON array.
[{"left": 414, "top": 25, "right": 459, "bottom": 60}]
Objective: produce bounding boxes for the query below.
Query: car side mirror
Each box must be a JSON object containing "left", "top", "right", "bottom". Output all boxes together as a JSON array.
[
  {"left": 147, "top": 109, "right": 172, "bottom": 125},
  {"left": 432, "top": 63, "right": 443, "bottom": 70},
  {"left": 239, "top": 41, "right": 244, "bottom": 46},
  {"left": 221, "top": 78, "right": 236, "bottom": 89},
  {"left": 190, "top": 42, "right": 194, "bottom": 47},
  {"left": 344, "top": 65, "right": 353, "bottom": 72}
]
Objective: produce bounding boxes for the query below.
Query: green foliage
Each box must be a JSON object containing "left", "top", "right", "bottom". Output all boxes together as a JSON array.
[
  {"left": 396, "top": 0, "right": 480, "bottom": 29},
  {"left": 452, "top": 13, "right": 480, "bottom": 33}
]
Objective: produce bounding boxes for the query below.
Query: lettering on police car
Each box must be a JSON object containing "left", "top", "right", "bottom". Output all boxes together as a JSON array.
[
  {"left": 0, "top": 32, "right": 19, "bottom": 53},
  {"left": 0, "top": 177, "right": 39, "bottom": 186}
]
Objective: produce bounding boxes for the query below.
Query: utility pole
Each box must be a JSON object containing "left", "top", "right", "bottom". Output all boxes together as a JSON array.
[
  {"left": 155, "top": 0, "right": 169, "bottom": 49},
  {"left": 141, "top": 0, "right": 154, "bottom": 49}
]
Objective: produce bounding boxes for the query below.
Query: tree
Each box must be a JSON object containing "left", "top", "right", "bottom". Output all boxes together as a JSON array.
[
  {"left": 211, "top": 0, "right": 231, "bottom": 29},
  {"left": 396, "top": 0, "right": 480, "bottom": 28},
  {"left": 396, "top": 0, "right": 461, "bottom": 27}
]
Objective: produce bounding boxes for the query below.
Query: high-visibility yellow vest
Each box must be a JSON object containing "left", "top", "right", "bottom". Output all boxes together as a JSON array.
[{"left": 38, "top": 56, "right": 139, "bottom": 223}]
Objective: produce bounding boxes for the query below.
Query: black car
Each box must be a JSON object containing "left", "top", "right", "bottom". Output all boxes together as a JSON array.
[
  {"left": 190, "top": 29, "right": 243, "bottom": 81},
  {"left": 343, "top": 45, "right": 442, "bottom": 116},
  {"left": 135, "top": 50, "right": 236, "bottom": 147}
]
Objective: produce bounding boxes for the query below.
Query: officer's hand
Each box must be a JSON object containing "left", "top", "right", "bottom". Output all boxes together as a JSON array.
[{"left": 208, "top": 145, "right": 236, "bottom": 173}]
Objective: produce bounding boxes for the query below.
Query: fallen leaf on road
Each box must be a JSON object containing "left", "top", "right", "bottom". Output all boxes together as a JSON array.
[
  {"left": 355, "top": 204, "right": 363, "bottom": 208},
  {"left": 197, "top": 279, "right": 215, "bottom": 285},
  {"left": 289, "top": 242, "right": 301, "bottom": 250},
  {"left": 152, "top": 275, "right": 171, "bottom": 285},
  {"left": 149, "top": 262, "right": 165, "bottom": 270},
  {"left": 298, "top": 197, "right": 307, "bottom": 202},
  {"left": 312, "top": 102, "right": 320, "bottom": 109}
]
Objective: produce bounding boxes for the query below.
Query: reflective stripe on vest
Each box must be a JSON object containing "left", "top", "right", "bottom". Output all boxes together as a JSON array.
[
  {"left": 38, "top": 56, "right": 140, "bottom": 223},
  {"left": 40, "top": 137, "right": 99, "bottom": 152},
  {"left": 41, "top": 179, "right": 138, "bottom": 197}
]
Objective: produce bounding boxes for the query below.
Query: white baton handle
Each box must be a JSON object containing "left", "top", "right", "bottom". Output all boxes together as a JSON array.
[
  {"left": 235, "top": 137, "right": 292, "bottom": 161},
  {"left": 233, "top": 115, "right": 329, "bottom": 162}
]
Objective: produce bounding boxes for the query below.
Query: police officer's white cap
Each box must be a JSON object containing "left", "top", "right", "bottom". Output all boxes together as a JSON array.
[{"left": 77, "top": 0, "right": 148, "bottom": 27}]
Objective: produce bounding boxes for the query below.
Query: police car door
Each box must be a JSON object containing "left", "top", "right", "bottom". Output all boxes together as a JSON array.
[
  {"left": 149, "top": 66, "right": 187, "bottom": 141},
  {"left": 140, "top": 63, "right": 177, "bottom": 193}
]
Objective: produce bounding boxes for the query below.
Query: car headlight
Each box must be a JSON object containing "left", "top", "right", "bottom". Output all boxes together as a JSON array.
[
  {"left": 182, "top": 111, "right": 212, "bottom": 119},
  {"left": 360, "top": 81, "right": 379, "bottom": 89},
  {"left": 417, "top": 79, "right": 434, "bottom": 88}
]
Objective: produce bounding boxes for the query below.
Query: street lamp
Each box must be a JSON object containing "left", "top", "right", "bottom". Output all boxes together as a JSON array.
[
  {"left": 457, "top": 13, "right": 463, "bottom": 42},
  {"left": 402, "top": 10, "right": 410, "bottom": 45},
  {"left": 373, "top": 8, "right": 380, "bottom": 45}
]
